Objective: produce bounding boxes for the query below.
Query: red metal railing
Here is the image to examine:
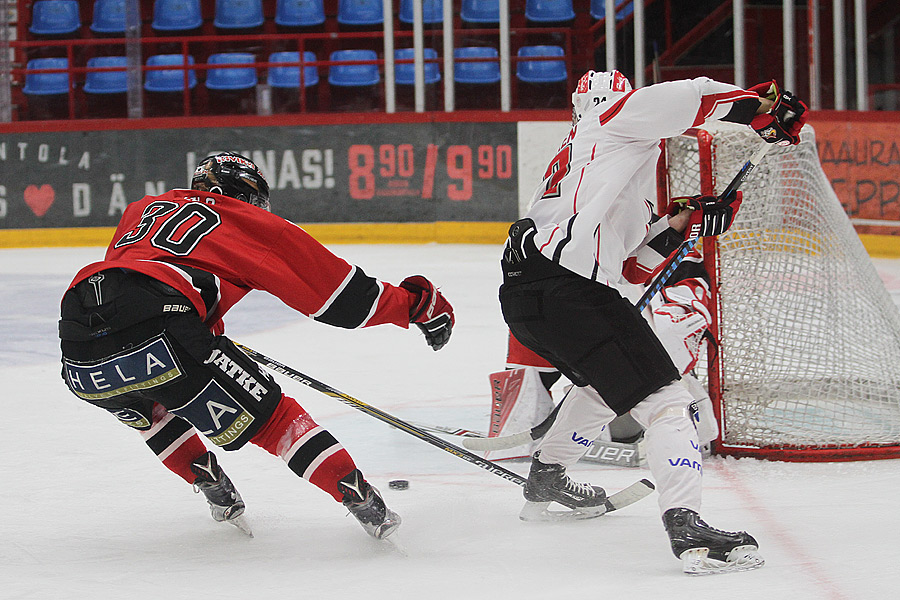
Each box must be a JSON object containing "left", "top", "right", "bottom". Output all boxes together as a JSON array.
[{"left": 9, "top": 26, "right": 575, "bottom": 120}]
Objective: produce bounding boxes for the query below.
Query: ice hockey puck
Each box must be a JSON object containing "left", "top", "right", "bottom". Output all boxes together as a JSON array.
[{"left": 388, "top": 479, "right": 409, "bottom": 490}]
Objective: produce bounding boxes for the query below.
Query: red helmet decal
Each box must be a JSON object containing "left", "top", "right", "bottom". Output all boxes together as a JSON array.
[{"left": 576, "top": 72, "right": 592, "bottom": 94}]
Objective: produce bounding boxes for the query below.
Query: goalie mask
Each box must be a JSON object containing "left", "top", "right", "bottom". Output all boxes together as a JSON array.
[
  {"left": 571, "top": 70, "right": 633, "bottom": 124},
  {"left": 191, "top": 152, "right": 270, "bottom": 211}
]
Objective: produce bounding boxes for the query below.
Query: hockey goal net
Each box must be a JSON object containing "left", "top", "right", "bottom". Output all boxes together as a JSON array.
[{"left": 661, "top": 122, "right": 900, "bottom": 461}]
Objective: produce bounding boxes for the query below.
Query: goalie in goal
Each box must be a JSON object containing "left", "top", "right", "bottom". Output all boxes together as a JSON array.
[{"left": 497, "top": 69, "right": 807, "bottom": 574}]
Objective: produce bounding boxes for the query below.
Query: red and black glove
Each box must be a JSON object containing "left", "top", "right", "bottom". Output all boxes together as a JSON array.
[
  {"left": 669, "top": 191, "right": 743, "bottom": 239},
  {"left": 400, "top": 275, "right": 454, "bottom": 351},
  {"left": 749, "top": 80, "right": 808, "bottom": 146}
]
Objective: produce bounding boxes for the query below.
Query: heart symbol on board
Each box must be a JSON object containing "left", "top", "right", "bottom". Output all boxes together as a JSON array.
[{"left": 24, "top": 184, "right": 55, "bottom": 217}]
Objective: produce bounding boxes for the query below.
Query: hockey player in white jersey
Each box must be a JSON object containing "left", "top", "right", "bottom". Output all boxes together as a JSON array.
[
  {"left": 491, "top": 246, "right": 716, "bottom": 460},
  {"left": 499, "top": 70, "right": 807, "bottom": 574}
]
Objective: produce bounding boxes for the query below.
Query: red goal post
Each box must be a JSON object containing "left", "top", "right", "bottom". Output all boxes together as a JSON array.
[{"left": 658, "top": 123, "right": 900, "bottom": 462}]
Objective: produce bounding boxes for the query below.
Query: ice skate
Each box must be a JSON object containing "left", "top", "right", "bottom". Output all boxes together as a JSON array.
[
  {"left": 519, "top": 452, "right": 608, "bottom": 521},
  {"left": 190, "top": 452, "right": 252, "bottom": 537},
  {"left": 663, "top": 508, "right": 764, "bottom": 575},
  {"left": 337, "top": 469, "right": 401, "bottom": 539}
]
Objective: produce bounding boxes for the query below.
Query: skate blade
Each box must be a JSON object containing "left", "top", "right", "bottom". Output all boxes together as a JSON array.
[
  {"left": 373, "top": 515, "right": 402, "bottom": 540},
  {"left": 356, "top": 510, "right": 402, "bottom": 540},
  {"left": 519, "top": 501, "right": 608, "bottom": 522},
  {"left": 226, "top": 514, "right": 254, "bottom": 537},
  {"left": 680, "top": 546, "right": 764, "bottom": 575}
]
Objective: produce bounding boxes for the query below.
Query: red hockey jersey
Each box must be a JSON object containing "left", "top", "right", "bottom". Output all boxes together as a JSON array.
[{"left": 68, "top": 189, "right": 414, "bottom": 333}]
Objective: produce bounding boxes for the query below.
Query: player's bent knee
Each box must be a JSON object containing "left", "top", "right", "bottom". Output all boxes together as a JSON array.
[{"left": 630, "top": 382, "right": 695, "bottom": 430}]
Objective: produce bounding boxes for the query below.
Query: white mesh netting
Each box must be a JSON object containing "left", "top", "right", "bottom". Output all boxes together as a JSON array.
[{"left": 665, "top": 123, "right": 900, "bottom": 454}]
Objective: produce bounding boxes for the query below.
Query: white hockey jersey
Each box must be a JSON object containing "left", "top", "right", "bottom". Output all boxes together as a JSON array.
[{"left": 525, "top": 77, "right": 757, "bottom": 286}]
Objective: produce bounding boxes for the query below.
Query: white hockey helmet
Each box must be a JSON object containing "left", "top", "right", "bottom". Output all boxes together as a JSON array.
[{"left": 571, "top": 70, "right": 632, "bottom": 124}]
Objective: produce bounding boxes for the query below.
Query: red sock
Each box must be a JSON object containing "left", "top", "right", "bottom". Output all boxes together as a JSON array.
[
  {"left": 139, "top": 403, "right": 209, "bottom": 484},
  {"left": 251, "top": 395, "right": 357, "bottom": 502}
]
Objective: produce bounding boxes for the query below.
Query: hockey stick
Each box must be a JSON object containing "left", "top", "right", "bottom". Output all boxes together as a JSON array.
[
  {"left": 236, "top": 342, "right": 654, "bottom": 513},
  {"left": 462, "top": 387, "right": 568, "bottom": 451},
  {"left": 468, "top": 142, "right": 774, "bottom": 453},
  {"left": 406, "top": 421, "right": 487, "bottom": 438},
  {"left": 635, "top": 141, "right": 772, "bottom": 313},
  {"left": 234, "top": 343, "right": 525, "bottom": 485}
]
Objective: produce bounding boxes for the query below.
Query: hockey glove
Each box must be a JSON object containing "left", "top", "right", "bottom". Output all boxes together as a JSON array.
[
  {"left": 400, "top": 275, "right": 455, "bottom": 351},
  {"left": 671, "top": 192, "right": 743, "bottom": 239},
  {"left": 749, "top": 80, "right": 809, "bottom": 146}
]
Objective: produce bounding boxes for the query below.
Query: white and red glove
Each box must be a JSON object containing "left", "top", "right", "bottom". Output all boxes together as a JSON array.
[
  {"left": 749, "top": 80, "right": 808, "bottom": 146},
  {"left": 400, "top": 275, "right": 454, "bottom": 351},
  {"left": 653, "top": 278, "right": 713, "bottom": 374}
]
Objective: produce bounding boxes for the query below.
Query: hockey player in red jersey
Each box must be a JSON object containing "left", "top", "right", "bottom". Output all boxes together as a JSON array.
[
  {"left": 499, "top": 71, "right": 807, "bottom": 574},
  {"left": 58, "top": 152, "right": 454, "bottom": 540}
]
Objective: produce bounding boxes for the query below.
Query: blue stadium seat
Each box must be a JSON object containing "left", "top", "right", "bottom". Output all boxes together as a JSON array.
[
  {"left": 398, "top": 0, "right": 442, "bottom": 24},
  {"left": 29, "top": 1, "right": 81, "bottom": 36},
  {"left": 22, "top": 58, "right": 71, "bottom": 95},
  {"left": 394, "top": 47, "right": 440, "bottom": 85},
  {"left": 144, "top": 54, "right": 198, "bottom": 92},
  {"left": 454, "top": 46, "right": 500, "bottom": 84},
  {"left": 205, "top": 53, "right": 258, "bottom": 90},
  {"left": 214, "top": 0, "right": 264, "bottom": 29},
  {"left": 524, "top": 0, "right": 575, "bottom": 23},
  {"left": 267, "top": 51, "right": 319, "bottom": 88},
  {"left": 90, "top": 0, "right": 125, "bottom": 34},
  {"left": 152, "top": 0, "right": 203, "bottom": 32},
  {"left": 590, "top": 0, "right": 633, "bottom": 21},
  {"left": 460, "top": 0, "right": 499, "bottom": 24},
  {"left": 84, "top": 56, "right": 128, "bottom": 93},
  {"left": 336, "top": 0, "right": 383, "bottom": 26},
  {"left": 516, "top": 45, "right": 566, "bottom": 83},
  {"left": 275, "top": 0, "right": 325, "bottom": 27},
  {"left": 328, "top": 49, "right": 380, "bottom": 86}
]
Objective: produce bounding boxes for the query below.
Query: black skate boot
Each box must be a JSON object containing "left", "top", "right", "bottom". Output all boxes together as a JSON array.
[
  {"left": 190, "top": 452, "right": 252, "bottom": 536},
  {"left": 663, "top": 508, "right": 764, "bottom": 575},
  {"left": 337, "top": 469, "right": 401, "bottom": 540},
  {"left": 520, "top": 452, "right": 608, "bottom": 521}
]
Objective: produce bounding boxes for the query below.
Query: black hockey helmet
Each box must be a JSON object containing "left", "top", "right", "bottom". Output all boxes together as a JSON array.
[{"left": 191, "top": 152, "right": 270, "bottom": 210}]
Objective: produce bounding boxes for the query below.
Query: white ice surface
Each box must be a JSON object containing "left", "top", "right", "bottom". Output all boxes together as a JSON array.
[{"left": 3, "top": 245, "right": 900, "bottom": 599}]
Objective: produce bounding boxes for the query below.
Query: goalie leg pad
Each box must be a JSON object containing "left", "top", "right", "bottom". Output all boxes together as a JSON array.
[{"left": 486, "top": 367, "right": 555, "bottom": 461}]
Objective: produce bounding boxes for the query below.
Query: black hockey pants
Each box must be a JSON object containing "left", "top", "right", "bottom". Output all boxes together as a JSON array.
[
  {"left": 499, "top": 219, "right": 680, "bottom": 415},
  {"left": 59, "top": 268, "right": 282, "bottom": 450}
]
